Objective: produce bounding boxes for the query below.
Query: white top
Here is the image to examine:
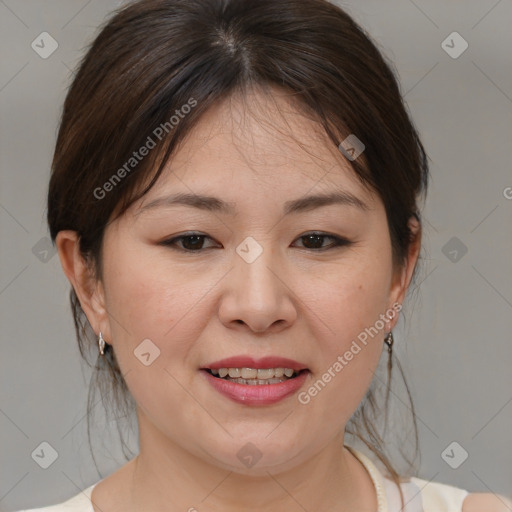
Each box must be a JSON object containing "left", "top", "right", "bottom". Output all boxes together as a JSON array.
[{"left": 17, "top": 447, "right": 470, "bottom": 512}]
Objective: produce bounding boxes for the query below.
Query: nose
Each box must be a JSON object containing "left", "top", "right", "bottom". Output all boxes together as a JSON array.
[{"left": 217, "top": 241, "right": 298, "bottom": 334}]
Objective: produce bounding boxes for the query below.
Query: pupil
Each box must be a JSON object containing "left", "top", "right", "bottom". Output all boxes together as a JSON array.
[
  {"left": 304, "top": 234, "right": 322, "bottom": 249},
  {"left": 184, "top": 235, "right": 203, "bottom": 250}
]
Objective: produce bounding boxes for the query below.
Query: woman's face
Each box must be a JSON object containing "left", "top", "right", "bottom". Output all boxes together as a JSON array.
[{"left": 79, "top": 88, "right": 416, "bottom": 474}]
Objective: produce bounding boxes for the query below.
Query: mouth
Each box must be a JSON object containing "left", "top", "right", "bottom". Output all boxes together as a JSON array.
[
  {"left": 203, "top": 367, "right": 309, "bottom": 385},
  {"left": 201, "top": 366, "right": 311, "bottom": 405},
  {"left": 200, "top": 356, "right": 311, "bottom": 405}
]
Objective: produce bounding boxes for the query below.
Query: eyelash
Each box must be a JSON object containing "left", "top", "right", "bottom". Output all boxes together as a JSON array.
[{"left": 160, "top": 231, "right": 353, "bottom": 253}]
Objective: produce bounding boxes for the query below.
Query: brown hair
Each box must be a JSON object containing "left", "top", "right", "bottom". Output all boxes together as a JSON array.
[{"left": 48, "top": 0, "right": 427, "bottom": 506}]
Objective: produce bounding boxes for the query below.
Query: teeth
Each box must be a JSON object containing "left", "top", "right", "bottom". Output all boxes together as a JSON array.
[
  {"left": 224, "top": 377, "right": 290, "bottom": 385},
  {"left": 241, "top": 368, "right": 258, "bottom": 379},
  {"left": 210, "top": 367, "right": 299, "bottom": 380},
  {"left": 256, "top": 369, "right": 274, "bottom": 379},
  {"left": 274, "top": 368, "right": 284, "bottom": 378}
]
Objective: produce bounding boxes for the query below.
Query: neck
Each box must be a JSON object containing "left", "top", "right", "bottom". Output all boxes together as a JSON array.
[{"left": 128, "top": 410, "right": 378, "bottom": 512}]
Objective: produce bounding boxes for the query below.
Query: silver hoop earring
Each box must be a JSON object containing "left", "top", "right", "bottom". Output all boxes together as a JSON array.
[
  {"left": 98, "top": 331, "right": 106, "bottom": 356},
  {"left": 384, "top": 331, "right": 394, "bottom": 354}
]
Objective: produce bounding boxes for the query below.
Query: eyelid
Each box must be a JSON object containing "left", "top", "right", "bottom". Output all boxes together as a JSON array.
[
  {"left": 160, "top": 231, "right": 353, "bottom": 252},
  {"left": 294, "top": 232, "right": 352, "bottom": 248},
  {"left": 160, "top": 231, "right": 220, "bottom": 251}
]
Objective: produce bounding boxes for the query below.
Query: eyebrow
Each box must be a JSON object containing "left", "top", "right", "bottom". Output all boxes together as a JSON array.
[{"left": 137, "top": 190, "right": 370, "bottom": 217}]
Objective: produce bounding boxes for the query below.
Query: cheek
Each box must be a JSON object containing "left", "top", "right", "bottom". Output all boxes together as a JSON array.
[
  {"left": 102, "top": 248, "right": 215, "bottom": 377},
  {"left": 102, "top": 261, "right": 207, "bottom": 419},
  {"left": 301, "top": 257, "right": 391, "bottom": 413},
  {"left": 314, "top": 256, "right": 392, "bottom": 344},
  {"left": 105, "top": 247, "right": 201, "bottom": 329}
]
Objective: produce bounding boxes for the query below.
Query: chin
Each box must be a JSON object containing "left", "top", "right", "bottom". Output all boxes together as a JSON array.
[{"left": 202, "top": 436, "right": 308, "bottom": 475}]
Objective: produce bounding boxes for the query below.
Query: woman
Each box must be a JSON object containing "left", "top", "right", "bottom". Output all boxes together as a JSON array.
[{"left": 21, "top": 0, "right": 511, "bottom": 510}]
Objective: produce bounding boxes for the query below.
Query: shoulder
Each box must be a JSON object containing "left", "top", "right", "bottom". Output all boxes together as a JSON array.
[
  {"left": 406, "top": 477, "right": 511, "bottom": 512},
  {"left": 14, "top": 483, "right": 96, "bottom": 512},
  {"left": 15, "top": 506, "right": 83, "bottom": 512},
  {"left": 407, "top": 476, "right": 469, "bottom": 511},
  {"left": 462, "top": 492, "right": 512, "bottom": 512}
]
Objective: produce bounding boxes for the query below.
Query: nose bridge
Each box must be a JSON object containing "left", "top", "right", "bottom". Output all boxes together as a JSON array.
[
  {"left": 234, "top": 235, "right": 281, "bottom": 298},
  {"left": 217, "top": 234, "right": 297, "bottom": 332}
]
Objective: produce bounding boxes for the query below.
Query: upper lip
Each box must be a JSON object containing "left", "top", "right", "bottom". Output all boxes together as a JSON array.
[{"left": 203, "top": 356, "right": 309, "bottom": 371}]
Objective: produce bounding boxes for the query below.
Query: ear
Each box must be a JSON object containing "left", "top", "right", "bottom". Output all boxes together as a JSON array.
[
  {"left": 55, "top": 230, "right": 112, "bottom": 343},
  {"left": 388, "top": 215, "right": 421, "bottom": 329}
]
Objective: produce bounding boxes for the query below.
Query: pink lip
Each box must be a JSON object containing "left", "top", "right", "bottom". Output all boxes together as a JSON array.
[
  {"left": 201, "top": 368, "right": 310, "bottom": 406},
  {"left": 203, "top": 356, "right": 308, "bottom": 371}
]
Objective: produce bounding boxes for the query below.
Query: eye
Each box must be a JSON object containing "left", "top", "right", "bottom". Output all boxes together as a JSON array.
[
  {"left": 293, "top": 232, "right": 352, "bottom": 251},
  {"left": 160, "top": 231, "right": 352, "bottom": 253},
  {"left": 160, "top": 232, "right": 219, "bottom": 252}
]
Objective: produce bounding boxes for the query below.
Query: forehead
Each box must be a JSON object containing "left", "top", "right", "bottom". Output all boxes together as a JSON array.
[{"left": 134, "top": 86, "right": 376, "bottom": 213}]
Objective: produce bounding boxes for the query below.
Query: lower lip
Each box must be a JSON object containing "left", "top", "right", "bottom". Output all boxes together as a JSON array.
[{"left": 201, "top": 369, "right": 310, "bottom": 406}]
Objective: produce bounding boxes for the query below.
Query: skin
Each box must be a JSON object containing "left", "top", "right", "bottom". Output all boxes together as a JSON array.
[{"left": 57, "top": 85, "right": 425, "bottom": 512}]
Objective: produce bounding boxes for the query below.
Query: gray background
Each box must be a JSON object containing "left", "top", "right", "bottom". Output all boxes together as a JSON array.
[{"left": 1, "top": 0, "right": 511, "bottom": 509}]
